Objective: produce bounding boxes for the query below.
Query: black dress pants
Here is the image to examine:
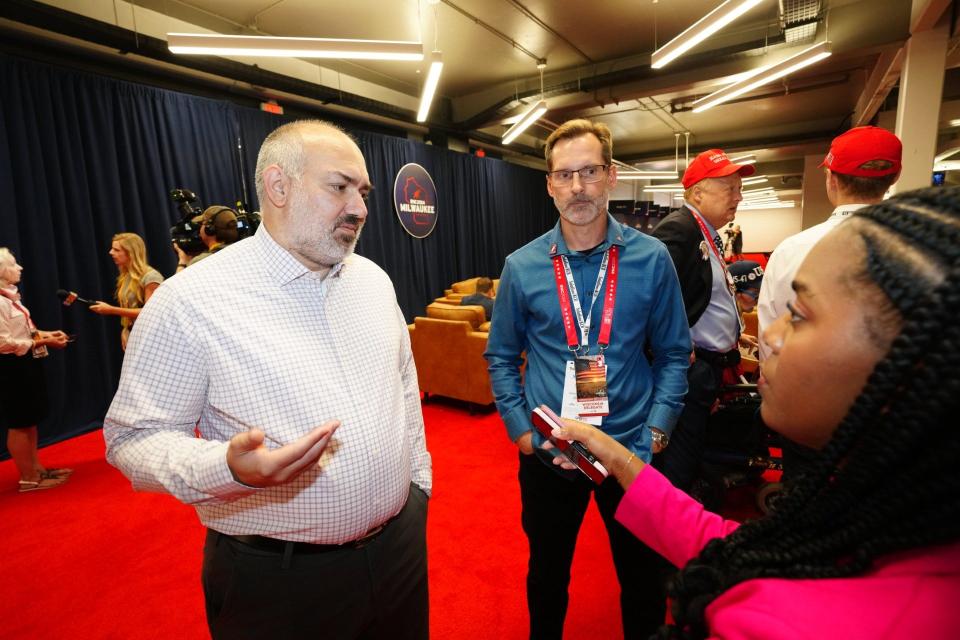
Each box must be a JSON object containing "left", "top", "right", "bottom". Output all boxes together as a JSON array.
[
  {"left": 201, "top": 484, "right": 429, "bottom": 640},
  {"left": 519, "top": 452, "right": 670, "bottom": 640},
  {"left": 654, "top": 358, "right": 725, "bottom": 493}
]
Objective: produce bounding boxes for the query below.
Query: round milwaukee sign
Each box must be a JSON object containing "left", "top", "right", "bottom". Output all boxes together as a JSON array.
[{"left": 393, "top": 163, "right": 438, "bottom": 238}]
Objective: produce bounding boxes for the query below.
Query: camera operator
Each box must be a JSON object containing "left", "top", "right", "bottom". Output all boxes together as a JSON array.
[{"left": 174, "top": 206, "right": 239, "bottom": 271}]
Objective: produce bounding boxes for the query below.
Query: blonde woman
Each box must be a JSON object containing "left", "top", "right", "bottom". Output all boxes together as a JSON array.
[
  {"left": 0, "top": 248, "right": 72, "bottom": 492},
  {"left": 89, "top": 233, "right": 163, "bottom": 350}
]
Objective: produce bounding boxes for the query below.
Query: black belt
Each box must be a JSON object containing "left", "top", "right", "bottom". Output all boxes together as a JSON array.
[
  {"left": 220, "top": 523, "right": 387, "bottom": 555},
  {"left": 694, "top": 347, "right": 741, "bottom": 368}
]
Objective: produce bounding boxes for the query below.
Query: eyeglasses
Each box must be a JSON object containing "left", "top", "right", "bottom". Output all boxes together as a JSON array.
[{"left": 547, "top": 164, "right": 609, "bottom": 186}]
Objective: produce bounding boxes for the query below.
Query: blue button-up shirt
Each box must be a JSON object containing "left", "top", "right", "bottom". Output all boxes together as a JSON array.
[
  {"left": 685, "top": 202, "right": 740, "bottom": 351},
  {"left": 485, "top": 215, "right": 690, "bottom": 462}
]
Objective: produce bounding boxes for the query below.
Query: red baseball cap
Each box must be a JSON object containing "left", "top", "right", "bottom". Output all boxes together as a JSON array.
[
  {"left": 681, "top": 149, "right": 756, "bottom": 189},
  {"left": 820, "top": 126, "right": 902, "bottom": 178}
]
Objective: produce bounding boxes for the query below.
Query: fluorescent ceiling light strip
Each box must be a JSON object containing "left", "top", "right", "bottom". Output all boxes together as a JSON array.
[
  {"left": 167, "top": 33, "right": 425, "bottom": 60},
  {"left": 651, "top": 0, "right": 765, "bottom": 69},
  {"left": 741, "top": 176, "right": 769, "bottom": 185},
  {"left": 693, "top": 41, "right": 832, "bottom": 112},
  {"left": 618, "top": 171, "right": 680, "bottom": 177},
  {"left": 416, "top": 52, "right": 443, "bottom": 122},
  {"left": 741, "top": 201, "right": 796, "bottom": 209},
  {"left": 618, "top": 171, "right": 681, "bottom": 181},
  {"left": 643, "top": 187, "right": 686, "bottom": 193},
  {"left": 729, "top": 155, "right": 757, "bottom": 165},
  {"left": 933, "top": 149, "right": 960, "bottom": 163},
  {"left": 502, "top": 100, "right": 548, "bottom": 145},
  {"left": 619, "top": 175, "right": 682, "bottom": 181}
]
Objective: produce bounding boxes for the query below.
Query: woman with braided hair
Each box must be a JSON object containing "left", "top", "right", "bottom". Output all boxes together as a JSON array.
[{"left": 549, "top": 185, "right": 960, "bottom": 638}]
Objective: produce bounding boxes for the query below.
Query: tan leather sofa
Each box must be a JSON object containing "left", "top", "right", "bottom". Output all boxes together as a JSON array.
[{"left": 408, "top": 303, "right": 494, "bottom": 406}]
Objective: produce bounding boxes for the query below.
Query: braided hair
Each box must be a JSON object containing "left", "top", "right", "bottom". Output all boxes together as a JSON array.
[{"left": 659, "top": 185, "right": 960, "bottom": 639}]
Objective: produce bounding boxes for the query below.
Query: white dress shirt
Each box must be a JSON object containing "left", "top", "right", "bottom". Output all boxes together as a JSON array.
[
  {"left": 104, "top": 225, "right": 431, "bottom": 544},
  {"left": 756, "top": 204, "right": 866, "bottom": 359}
]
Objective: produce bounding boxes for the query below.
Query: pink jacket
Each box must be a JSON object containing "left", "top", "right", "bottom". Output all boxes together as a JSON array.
[{"left": 615, "top": 465, "right": 960, "bottom": 639}]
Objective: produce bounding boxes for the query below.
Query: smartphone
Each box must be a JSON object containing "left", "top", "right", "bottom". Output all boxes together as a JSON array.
[{"left": 530, "top": 405, "right": 609, "bottom": 484}]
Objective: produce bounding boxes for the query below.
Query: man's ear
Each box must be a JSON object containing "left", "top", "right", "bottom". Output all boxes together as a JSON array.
[
  {"left": 689, "top": 185, "right": 702, "bottom": 206},
  {"left": 262, "top": 165, "right": 290, "bottom": 208}
]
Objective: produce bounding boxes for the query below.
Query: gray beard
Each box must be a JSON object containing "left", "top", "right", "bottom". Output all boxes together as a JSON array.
[
  {"left": 557, "top": 196, "right": 607, "bottom": 226},
  {"left": 305, "top": 214, "right": 363, "bottom": 266}
]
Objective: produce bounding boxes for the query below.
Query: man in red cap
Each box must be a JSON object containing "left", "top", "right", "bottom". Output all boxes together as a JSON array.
[
  {"left": 756, "top": 125, "right": 901, "bottom": 485},
  {"left": 757, "top": 126, "right": 902, "bottom": 356},
  {"left": 651, "top": 149, "right": 754, "bottom": 493}
]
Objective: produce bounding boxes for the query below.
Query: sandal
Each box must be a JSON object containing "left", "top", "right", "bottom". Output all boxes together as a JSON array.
[
  {"left": 41, "top": 468, "right": 73, "bottom": 479},
  {"left": 18, "top": 476, "right": 68, "bottom": 492}
]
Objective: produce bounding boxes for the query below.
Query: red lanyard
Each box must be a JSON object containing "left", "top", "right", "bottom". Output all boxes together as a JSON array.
[
  {"left": 0, "top": 289, "right": 36, "bottom": 333},
  {"left": 690, "top": 210, "right": 725, "bottom": 264},
  {"left": 689, "top": 209, "right": 744, "bottom": 335},
  {"left": 552, "top": 245, "right": 619, "bottom": 353}
]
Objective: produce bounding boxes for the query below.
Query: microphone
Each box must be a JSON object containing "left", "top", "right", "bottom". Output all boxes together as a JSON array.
[{"left": 56, "top": 289, "right": 95, "bottom": 307}]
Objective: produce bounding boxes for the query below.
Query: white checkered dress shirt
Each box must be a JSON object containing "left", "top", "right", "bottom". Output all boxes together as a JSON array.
[{"left": 104, "top": 225, "right": 431, "bottom": 544}]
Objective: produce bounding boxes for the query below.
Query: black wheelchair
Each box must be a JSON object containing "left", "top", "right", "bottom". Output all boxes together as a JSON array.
[{"left": 691, "top": 383, "right": 785, "bottom": 515}]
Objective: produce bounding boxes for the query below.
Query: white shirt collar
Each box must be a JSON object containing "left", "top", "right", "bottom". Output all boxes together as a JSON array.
[{"left": 831, "top": 203, "right": 868, "bottom": 219}]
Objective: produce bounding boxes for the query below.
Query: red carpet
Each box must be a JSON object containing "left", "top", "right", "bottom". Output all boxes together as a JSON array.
[{"left": 0, "top": 401, "right": 626, "bottom": 639}]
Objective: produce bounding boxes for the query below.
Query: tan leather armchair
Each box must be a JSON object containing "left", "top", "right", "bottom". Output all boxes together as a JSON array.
[
  {"left": 740, "top": 310, "right": 760, "bottom": 375},
  {"left": 427, "top": 301, "right": 490, "bottom": 332},
  {"left": 441, "top": 277, "right": 500, "bottom": 303},
  {"left": 408, "top": 303, "right": 494, "bottom": 406}
]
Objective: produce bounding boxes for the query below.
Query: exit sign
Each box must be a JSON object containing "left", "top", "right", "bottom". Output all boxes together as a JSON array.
[{"left": 260, "top": 101, "right": 284, "bottom": 115}]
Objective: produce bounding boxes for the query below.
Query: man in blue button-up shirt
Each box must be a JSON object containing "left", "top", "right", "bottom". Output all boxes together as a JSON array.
[{"left": 485, "top": 118, "right": 690, "bottom": 639}]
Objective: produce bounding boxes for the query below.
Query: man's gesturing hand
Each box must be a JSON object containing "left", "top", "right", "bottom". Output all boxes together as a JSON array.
[{"left": 226, "top": 420, "right": 340, "bottom": 488}]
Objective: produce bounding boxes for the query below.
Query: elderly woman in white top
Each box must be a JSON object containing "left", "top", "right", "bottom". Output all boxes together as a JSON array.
[{"left": 0, "top": 248, "right": 72, "bottom": 492}]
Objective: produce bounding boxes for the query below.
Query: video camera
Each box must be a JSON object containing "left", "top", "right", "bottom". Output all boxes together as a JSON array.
[
  {"left": 233, "top": 201, "right": 262, "bottom": 239},
  {"left": 170, "top": 188, "right": 262, "bottom": 252},
  {"left": 169, "top": 188, "right": 206, "bottom": 254}
]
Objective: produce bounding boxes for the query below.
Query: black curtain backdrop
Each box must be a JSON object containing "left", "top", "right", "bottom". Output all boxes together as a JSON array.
[{"left": 0, "top": 53, "right": 555, "bottom": 451}]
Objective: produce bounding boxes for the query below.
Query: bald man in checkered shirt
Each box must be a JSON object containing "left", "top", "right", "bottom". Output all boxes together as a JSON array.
[{"left": 104, "top": 120, "right": 432, "bottom": 639}]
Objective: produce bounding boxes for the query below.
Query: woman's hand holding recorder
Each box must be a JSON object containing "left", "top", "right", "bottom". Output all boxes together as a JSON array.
[{"left": 541, "top": 405, "right": 646, "bottom": 490}]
